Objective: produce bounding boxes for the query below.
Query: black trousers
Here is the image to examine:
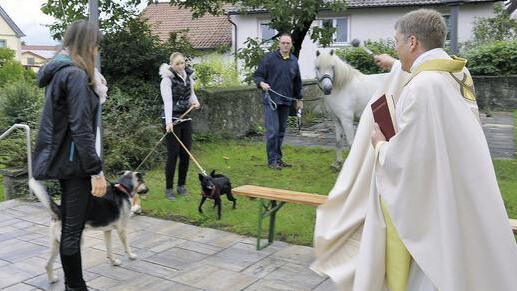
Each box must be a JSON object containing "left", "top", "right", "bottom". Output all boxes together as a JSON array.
[
  {"left": 165, "top": 120, "right": 192, "bottom": 189},
  {"left": 59, "top": 177, "right": 91, "bottom": 289}
]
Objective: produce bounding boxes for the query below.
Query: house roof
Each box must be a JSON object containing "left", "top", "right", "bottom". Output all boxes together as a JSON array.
[
  {"left": 347, "top": 0, "right": 499, "bottom": 7},
  {"left": 22, "top": 45, "right": 60, "bottom": 59},
  {"left": 142, "top": 3, "right": 232, "bottom": 49},
  {"left": 228, "top": 0, "right": 500, "bottom": 14},
  {"left": 21, "top": 50, "right": 47, "bottom": 60},
  {"left": 0, "top": 5, "right": 25, "bottom": 37}
]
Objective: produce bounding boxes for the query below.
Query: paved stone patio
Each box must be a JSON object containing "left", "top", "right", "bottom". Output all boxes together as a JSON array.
[{"left": 0, "top": 199, "right": 335, "bottom": 291}]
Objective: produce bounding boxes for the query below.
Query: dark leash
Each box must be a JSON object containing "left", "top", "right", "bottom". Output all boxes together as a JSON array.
[
  {"left": 134, "top": 106, "right": 200, "bottom": 172},
  {"left": 265, "top": 88, "right": 300, "bottom": 111},
  {"left": 265, "top": 89, "right": 303, "bottom": 134}
]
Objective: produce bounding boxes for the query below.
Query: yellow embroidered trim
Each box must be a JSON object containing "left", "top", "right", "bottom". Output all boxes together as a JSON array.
[
  {"left": 404, "top": 57, "right": 476, "bottom": 101},
  {"left": 407, "top": 58, "right": 466, "bottom": 86},
  {"left": 381, "top": 198, "right": 412, "bottom": 291}
]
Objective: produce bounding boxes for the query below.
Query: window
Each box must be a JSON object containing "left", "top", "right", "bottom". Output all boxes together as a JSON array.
[
  {"left": 443, "top": 14, "right": 451, "bottom": 41},
  {"left": 27, "top": 58, "right": 35, "bottom": 65},
  {"left": 319, "top": 17, "right": 349, "bottom": 45},
  {"left": 0, "top": 39, "right": 6, "bottom": 48},
  {"left": 260, "top": 22, "right": 277, "bottom": 42}
]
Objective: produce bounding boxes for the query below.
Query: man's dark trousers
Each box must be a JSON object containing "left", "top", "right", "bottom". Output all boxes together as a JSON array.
[{"left": 264, "top": 104, "right": 290, "bottom": 165}]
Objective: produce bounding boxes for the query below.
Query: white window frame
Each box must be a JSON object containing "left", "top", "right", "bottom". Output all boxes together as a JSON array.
[
  {"left": 27, "top": 57, "right": 35, "bottom": 65},
  {"left": 259, "top": 20, "right": 278, "bottom": 42},
  {"left": 0, "top": 39, "right": 6, "bottom": 48},
  {"left": 317, "top": 16, "right": 350, "bottom": 46}
]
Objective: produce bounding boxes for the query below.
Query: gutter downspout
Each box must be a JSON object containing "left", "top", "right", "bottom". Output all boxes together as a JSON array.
[
  {"left": 227, "top": 13, "right": 238, "bottom": 68},
  {"left": 444, "top": 0, "right": 464, "bottom": 55}
]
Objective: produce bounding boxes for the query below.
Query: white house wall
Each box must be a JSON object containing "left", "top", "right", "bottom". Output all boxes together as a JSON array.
[
  {"left": 232, "top": 2, "right": 499, "bottom": 80},
  {"left": 457, "top": 3, "right": 496, "bottom": 43},
  {"left": 0, "top": 15, "right": 21, "bottom": 61}
]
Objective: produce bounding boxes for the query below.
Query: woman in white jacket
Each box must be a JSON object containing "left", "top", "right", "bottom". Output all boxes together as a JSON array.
[{"left": 159, "top": 52, "right": 200, "bottom": 200}]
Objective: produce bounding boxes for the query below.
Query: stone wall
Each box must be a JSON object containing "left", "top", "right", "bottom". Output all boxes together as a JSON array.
[
  {"left": 473, "top": 75, "right": 517, "bottom": 110},
  {"left": 191, "top": 80, "right": 323, "bottom": 136},
  {"left": 190, "top": 76, "right": 517, "bottom": 137}
]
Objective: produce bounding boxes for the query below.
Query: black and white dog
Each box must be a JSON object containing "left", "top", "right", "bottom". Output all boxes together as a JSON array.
[
  {"left": 198, "top": 170, "right": 236, "bottom": 220},
  {"left": 29, "top": 171, "right": 148, "bottom": 284}
]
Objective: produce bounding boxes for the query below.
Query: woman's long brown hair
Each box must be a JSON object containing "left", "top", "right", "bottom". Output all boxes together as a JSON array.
[{"left": 63, "top": 20, "right": 102, "bottom": 86}]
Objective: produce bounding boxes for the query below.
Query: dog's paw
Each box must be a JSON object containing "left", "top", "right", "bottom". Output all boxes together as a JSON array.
[
  {"left": 48, "top": 274, "right": 59, "bottom": 284},
  {"left": 131, "top": 205, "right": 142, "bottom": 215},
  {"left": 128, "top": 253, "right": 138, "bottom": 260},
  {"left": 109, "top": 258, "right": 122, "bottom": 266}
]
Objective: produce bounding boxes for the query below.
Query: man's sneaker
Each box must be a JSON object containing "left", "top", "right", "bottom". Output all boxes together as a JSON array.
[
  {"left": 177, "top": 185, "right": 188, "bottom": 196},
  {"left": 278, "top": 160, "right": 292, "bottom": 168},
  {"left": 268, "top": 162, "right": 282, "bottom": 170},
  {"left": 165, "top": 188, "right": 176, "bottom": 200}
]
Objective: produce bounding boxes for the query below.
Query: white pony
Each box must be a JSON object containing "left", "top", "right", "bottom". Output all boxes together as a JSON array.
[{"left": 314, "top": 49, "right": 388, "bottom": 168}]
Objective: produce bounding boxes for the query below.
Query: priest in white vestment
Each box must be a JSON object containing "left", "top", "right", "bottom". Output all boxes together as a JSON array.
[{"left": 312, "top": 9, "right": 517, "bottom": 291}]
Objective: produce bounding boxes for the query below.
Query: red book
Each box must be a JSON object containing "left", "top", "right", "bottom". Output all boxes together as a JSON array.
[{"left": 371, "top": 94, "right": 396, "bottom": 140}]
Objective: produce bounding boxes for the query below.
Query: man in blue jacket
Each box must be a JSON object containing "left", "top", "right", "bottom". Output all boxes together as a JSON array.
[{"left": 254, "top": 33, "right": 303, "bottom": 170}]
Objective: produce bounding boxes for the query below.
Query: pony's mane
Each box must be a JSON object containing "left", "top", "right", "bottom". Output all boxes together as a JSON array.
[{"left": 331, "top": 55, "right": 362, "bottom": 89}]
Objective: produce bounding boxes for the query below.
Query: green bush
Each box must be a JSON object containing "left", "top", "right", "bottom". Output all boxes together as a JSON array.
[
  {"left": 465, "top": 41, "right": 517, "bottom": 76},
  {"left": 237, "top": 37, "right": 279, "bottom": 84},
  {"left": 102, "top": 82, "right": 165, "bottom": 173},
  {"left": 193, "top": 54, "right": 241, "bottom": 89},
  {"left": 0, "top": 48, "right": 35, "bottom": 87},
  {"left": 0, "top": 80, "right": 43, "bottom": 168},
  {"left": 101, "top": 18, "right": 195, "bottom": 85},
  {"left": 0, "top": 80, "right": 43, "bottom": 128},
  {"left": 336, "top": 39, "right": 396, "bottom": 74}
]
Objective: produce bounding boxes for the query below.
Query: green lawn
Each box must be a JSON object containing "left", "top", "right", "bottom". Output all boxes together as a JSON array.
[{"left": 137, "top": 140, "right": 338, "bottom": 246}]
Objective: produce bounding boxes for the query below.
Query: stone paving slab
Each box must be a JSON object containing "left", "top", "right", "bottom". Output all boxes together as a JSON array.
[
  {"left": 0, "top": 200, "right": 333, "bottom": 290},
  {"left": 284, "top": 112, "right": 515, "bottom": 159}
]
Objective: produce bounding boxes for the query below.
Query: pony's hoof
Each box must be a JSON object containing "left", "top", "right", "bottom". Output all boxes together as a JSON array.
[
  {"left": 128, "top": 253, "right": 138, "bottom": 260},
  {"left": 331, "top": 161, "right": 343, "bottom": 170},
  {"left": 109, "top": 258, "right": 122, "bottom": 266}
]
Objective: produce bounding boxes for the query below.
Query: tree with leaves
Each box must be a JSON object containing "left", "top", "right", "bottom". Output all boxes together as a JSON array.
[
  {"left": 166, "top": 0, "right": 347, "bottom": 58},
  {"left": 460, "top": 3, "right": 517, "bottom": 52},
  {"left": 43, "top": 0, "right": 346, "bottom": 56},
  {"left": 42, "top": 0, "right": 145, "bottom": 39},
  {"left": 43, "top": 0, "right": 346, "bottom": 77}
]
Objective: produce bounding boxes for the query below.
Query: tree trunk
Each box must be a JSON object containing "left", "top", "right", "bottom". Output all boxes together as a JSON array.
[{"left": 291, "top": 18, "right": 314, "bottom": 58}]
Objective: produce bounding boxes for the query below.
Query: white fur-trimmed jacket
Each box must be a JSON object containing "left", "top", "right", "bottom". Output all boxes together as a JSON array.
[{"left": 159, "top": 63, "right": 198, "bottom": 125}]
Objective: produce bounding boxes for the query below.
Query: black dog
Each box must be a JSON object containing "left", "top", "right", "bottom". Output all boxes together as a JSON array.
[{"left": 198, "top": 170, "right": 236, "bottom": 219}]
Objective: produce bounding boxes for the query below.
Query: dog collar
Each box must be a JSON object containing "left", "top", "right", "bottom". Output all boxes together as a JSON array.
[{"left": 115, "top": 183, "right": 133, "bottom": 197}]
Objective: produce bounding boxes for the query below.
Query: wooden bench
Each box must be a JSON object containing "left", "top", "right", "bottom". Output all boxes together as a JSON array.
[
  {"left": 510, "top": 219, "right": 517, "bottom": 235},
  {"left": 232, "top": 185, "right": 327, "bottom": 250}
]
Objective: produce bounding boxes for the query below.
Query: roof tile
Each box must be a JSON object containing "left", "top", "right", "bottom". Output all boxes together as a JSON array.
[{"left": 143, "top": 4, "right": 232, "bottom": 49}]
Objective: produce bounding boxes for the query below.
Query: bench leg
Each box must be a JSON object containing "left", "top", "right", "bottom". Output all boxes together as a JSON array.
[{"left": 257, "top": 199, "right": 285, "bottom": 250}]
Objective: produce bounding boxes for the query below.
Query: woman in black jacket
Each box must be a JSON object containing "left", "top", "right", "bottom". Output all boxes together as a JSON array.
[{"left": 32, "top": 20, "right": 106, "bottom": 291}]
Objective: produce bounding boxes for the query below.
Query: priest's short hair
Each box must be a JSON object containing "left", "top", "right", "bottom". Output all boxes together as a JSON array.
[{"left": 395, "top": 9, "right": 447, "bottom": 50}]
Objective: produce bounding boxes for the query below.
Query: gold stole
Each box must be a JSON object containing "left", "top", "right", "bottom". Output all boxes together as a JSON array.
[{"left": 382, "top": 56, "right": 474, "bottom": 291}]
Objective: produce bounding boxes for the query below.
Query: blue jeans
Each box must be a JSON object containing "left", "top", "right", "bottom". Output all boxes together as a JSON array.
[{"left": 264, "top": 104, "right": 290, "bottom": 165}]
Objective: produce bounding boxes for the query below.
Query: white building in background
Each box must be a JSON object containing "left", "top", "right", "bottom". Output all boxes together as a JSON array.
[
  {"left": 0, "top": 4, "right": 24, "bottom": 61},
  {"left": 228, "top": 0, "right": 503, "bottom": 80}
]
